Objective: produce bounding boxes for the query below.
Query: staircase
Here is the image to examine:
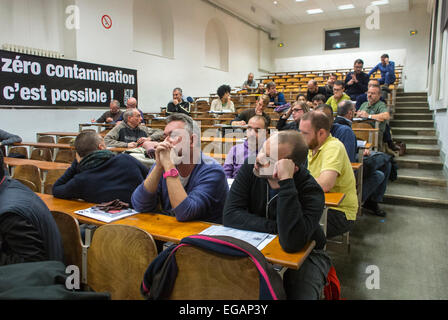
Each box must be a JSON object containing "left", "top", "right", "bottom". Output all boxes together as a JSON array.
[{"left": 383, "top": 90, "right": 448, "bottom": 208}]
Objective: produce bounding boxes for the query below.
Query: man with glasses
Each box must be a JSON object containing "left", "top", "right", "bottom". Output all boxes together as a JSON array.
[
  {"left": 276, "top": 101, "right": 310, "bottom": 131},
  {"left": 223, "top": 130, "right": 331, "bottom": 300},
  {"left": 131, "top": 113, "right": 228, "bottom": 224},
  {"left": 326, "top": 80, "right": 351, "bottom": 112},
  {"left": 344, "top": 59, "right": 369, "bottom": 100},
  {"left": 223, "top": 115, "right": 268, "bottom": 178}
]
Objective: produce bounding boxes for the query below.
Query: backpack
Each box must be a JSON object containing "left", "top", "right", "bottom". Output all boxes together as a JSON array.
[
  {"left": 141, "top": 234, "right": 287, "bottom": 300},
  {"left": 323, "top": 266, "right": 342, "bottom": 300}
]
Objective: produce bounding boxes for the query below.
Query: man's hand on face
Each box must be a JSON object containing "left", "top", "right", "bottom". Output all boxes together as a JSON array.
[{"left": 273, "top": 159, "right": 297, "bottom": 181}]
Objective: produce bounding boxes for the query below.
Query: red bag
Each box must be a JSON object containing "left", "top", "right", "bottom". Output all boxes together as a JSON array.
[{"left": 324, "top": 266, "right": 342, "bottom": 300}]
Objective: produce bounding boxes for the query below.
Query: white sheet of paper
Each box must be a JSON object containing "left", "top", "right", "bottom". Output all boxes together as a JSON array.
[
  {"left": 199, "top": 225, "right": 277, "bottom": 251},
  {"left": 357, "top": 140, "right": 367, "bottom": 148}
]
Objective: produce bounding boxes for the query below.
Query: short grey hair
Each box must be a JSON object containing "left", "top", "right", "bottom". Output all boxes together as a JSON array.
[
  {"left": 166, "top": 113, "right": 200, "bottom": 146},
  {"left": 337, "top": 100, "right": 355, "bottom": 117},
  {"left": 123, "top": 109, "right": 138, "bottom": 122},
  {"left": 111, "top": 99, "right": 120, "bottom": 108},
  {"left": 173, "top": 87, "right": 183, "bottom": 94}
]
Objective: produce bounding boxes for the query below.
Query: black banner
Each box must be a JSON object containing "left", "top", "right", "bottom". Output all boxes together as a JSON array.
[{"left": 0, "top": 49, "right": 137, "bottom": 107}]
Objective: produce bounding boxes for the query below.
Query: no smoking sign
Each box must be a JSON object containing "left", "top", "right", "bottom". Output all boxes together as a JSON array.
[{"left": 101, "top": 15, "right": 112, "bottom": 29}]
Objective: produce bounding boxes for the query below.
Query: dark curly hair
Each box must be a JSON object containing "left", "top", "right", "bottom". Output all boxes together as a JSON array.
[{"left": 217, "top": 85, "right": 231, "bottom": 99}]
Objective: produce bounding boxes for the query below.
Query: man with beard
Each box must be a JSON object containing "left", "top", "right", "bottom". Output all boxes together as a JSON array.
[
  {"left": 299, "top": 111, "right": 358, "bottom": 238},
  {"left": 131, "top": 113, "right": 228, "bottom": 224},
  {"left": 344, "top": 59, "right": 369, "bottom": 100}
]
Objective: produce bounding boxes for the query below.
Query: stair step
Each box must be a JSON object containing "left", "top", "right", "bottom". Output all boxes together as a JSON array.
[
  {"left": 383, "top": 182, "right": 448, "bottom": 208},
  {"left": 393, "top": 135, "right": 438, "bottom": 145},
  {"left": 404, "top": 144, "right": 440, "bottom": 156},
  {"left": 390, "top": 120, "right": 434, "bottom": 127},
  {"left": 396, "top": 168, "right": 447, "bottom": 187},
  {"left": 393, "top": 113, "right": 433, "bottom": 120},
  {"left": 390, "top": 127, "right": 436, "bottom": 136},
  {"left": 394, "top": 154, "right": 444, "bottom": 170},
  {"left": 396, "top": 92, "right": 427, "bottom": 97},
  {"left": 396, "top": 96, "right": 427, "bottom": 102},
  {"left": 393, "top": 107, "right": 432, "bottom": 113},
  {"left": 395, "top": 103, "right": 429, "bottom": 109}
]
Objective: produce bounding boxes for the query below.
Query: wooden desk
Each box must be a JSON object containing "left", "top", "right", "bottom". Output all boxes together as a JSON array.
[
  {"left": 14, "top": 142, "right": 73, "bottom": 149},
  {"left": 37, "top": 193, "right": 315, "bottom": 270},
  {"left": 4, "top": 157, "right": 71, "bottom": 171},
  {"left": 79, "top": 123, "right": 114, "bottom": 133}
]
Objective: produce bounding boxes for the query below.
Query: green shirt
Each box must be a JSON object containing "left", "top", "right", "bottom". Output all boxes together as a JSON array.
[
  {"left": 326, "top": 93, "right": 351, "bottom": 112},
  {"left": 359, "top": 100, "right": 388, "bottom": 133}
]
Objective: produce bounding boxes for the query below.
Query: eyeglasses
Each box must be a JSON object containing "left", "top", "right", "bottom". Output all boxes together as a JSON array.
[{"left": 292, "top": 108, "right": 303, "bottom": 113}]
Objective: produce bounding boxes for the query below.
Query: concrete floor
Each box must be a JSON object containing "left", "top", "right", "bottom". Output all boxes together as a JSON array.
[{"left": 327, "top": 204, "right": 448, "bottom": 300}]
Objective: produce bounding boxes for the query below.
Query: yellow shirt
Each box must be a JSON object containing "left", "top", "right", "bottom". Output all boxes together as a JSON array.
[
  {"left": 307, "top": 136, "right": 358, "bottom": 221},
  {"left": 326, "top": 93, "right": 351, "bottom": 112}
]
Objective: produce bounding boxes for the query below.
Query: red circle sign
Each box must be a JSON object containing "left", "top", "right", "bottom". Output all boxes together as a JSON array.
[{"left": 101, "top": 15, "right": 112, "bottom": 29}]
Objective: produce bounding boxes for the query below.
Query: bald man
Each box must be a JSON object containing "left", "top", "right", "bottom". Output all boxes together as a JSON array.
[
  {"left": 242, "top": 73, "right": 257, "bottom": 90},
  {"left": 306, "top": 80, "right": 327, "bottom": 103}
]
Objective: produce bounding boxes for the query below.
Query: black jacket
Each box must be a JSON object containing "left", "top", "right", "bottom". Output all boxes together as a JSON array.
[
  {"left": 53, "top": 153, "right": 148, "bottom": 205},
  {"left": 166, "top": 100, "right": 190, "bottom": 116},
  {"left": 223, "top": 161, "right": 326, "bottom": 252},
  {"left": 0, "top": 178, "right": 64, "bottom": 266},
  {"left": 276, "top": 118, "right": 299, "bottom": 131}
]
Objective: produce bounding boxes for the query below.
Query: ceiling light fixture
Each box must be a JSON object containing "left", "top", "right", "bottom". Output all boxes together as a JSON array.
[
  {"left": 371, "top": 0, "right": 389, "bottom": 6},
  {"left": 338, "top": 4, "right": 355, "bottom": 10},
  {"left": 306, "top": 8, "right": 323, "bottom": 14}
]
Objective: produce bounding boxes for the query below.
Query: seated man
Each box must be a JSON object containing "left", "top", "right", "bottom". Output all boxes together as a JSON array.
[
  {"left": 355, "top": 79, "right": 386, "bottom": 110},
  {"left": 0, "top": 129, "right": 22, "bottom": 156},
  {"left": 231, "top": 94, "right": 271, "bottom": 127},
  {"left": 326, "top": 80, "right": 351, "bottom": 113},
  {"left": 166, "top": 87, "right": 190, "bottom": 116},
  {"left": 0, "top": 150, "right": 63, "bottom": 265},
  {"left": 324, "top": 73, "right": 338, "bottom": 100},
  {"left": 266, "top": 82, "right": 286, "bottom": 106},
  {"left": 311, "top": 94, "right": 327, "bottom": 109},
  {"left": 256, "top": 82, "right": 266, "bottom": 95},
  {"left": 316, "top": 104, "right": 357, "bottom": 162},
  {"left": 210, "top": 84, "right": 235, "bottom": 113},
  {"left": 223, "top": 115, "right": 268, "bottom": 178},
  {"left": 334, "top": 100, "right": 356, "bottom": 128},
  {"left": 131, "top": 113, "right": 228, "bottom": 224},
  {"left": 242, "top": 73, "right": 258, "bottom": 90},
  {"left": 356, "top": 84, "right": 390, "bottom": 148},
  {"left": 53, "top": 130, "right": 149, "bottom": 205},
  {"left": 116, "top": 97, "right": 145, "bottom": 124},
  {"left": 299, "top": 111, "right": 358, "bottom": 238},
  {"left": 276, "top": 101, "right": 309, "bottom": 131},
  {"left": 306, "top": 80, "right": 327, "bottom": 104},
  {"left": 344, "top": 59, "right": 369, "bottom": 100},
  {"left": 94, "top": 99, "right": 123, "bottom": 124},
  {"left": 223, "top": 131, "right": 331, "bottom": 300},
  {"left": 335, "top": 101, "right": 390, "bottom": 217},
  {"left": 104, "top": 109, "right": 164, "bottom": 148},
  {"left": 368, "top": 54, "right": 396, "bottom": 87}
]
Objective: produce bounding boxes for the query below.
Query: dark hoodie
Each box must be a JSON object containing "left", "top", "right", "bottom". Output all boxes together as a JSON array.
[{"left": 223, "top": 160, "right": 326, "bottom": 252}]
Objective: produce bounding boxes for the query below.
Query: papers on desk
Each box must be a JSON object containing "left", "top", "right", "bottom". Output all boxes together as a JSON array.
[
  {"left": 153, "top": 116, "right": 167, "bottom": 120},
  {"left": 209, "top": 110, "right": 233, "bottom": 114},
  {"left": 199, "top": 225, "right": 277, "bottom": 251},
  {"left": 357, "top": 140, "right": 367, "bottom": 148},
  {"left": 75, "top": 207, "right": 139, "bottom": 223}
]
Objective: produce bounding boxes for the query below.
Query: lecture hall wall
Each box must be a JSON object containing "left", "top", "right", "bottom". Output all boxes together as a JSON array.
[
  {"left": 0, "top": 0, "right": 436, "bottom": 146},
  {"left": 273, "top": 2, "right": 431, "bottom": 93},
  {"left": 0, "top": 0, "right": 275, "bottom": 141}
]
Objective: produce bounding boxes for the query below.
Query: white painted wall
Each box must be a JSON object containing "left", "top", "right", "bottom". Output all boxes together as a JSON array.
[
  {"left": 273, "top": 3, "right": 431, "bottom": 93},
  {"left": 427, "top": 0, "right": 448, "bottom": 173},
  {"left": 0, "top": 0, "right": 274, "bottom": 142}
]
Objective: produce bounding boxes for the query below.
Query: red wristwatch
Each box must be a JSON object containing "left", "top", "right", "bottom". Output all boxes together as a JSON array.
[{"left": 163, "top": 168, "right": 179, "bottom": 179}]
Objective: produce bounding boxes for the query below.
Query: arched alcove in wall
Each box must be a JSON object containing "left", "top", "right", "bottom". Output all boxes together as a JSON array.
[
  {"left": 133, "top": 0, "right": 174, "bottom": 58},
  {"left": 204, "top": 18, "right": 229, "bottom": 72}
]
